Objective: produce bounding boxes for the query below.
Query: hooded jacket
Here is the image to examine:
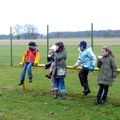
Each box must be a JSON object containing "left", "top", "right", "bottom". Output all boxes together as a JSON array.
[
  {"left": 21, "top": 48, "right": 40, "bottom": 65},
  {"left": 52, "top": 49, "right": 67, "bottom": 78},
  {"left": 97, "top": 55, "right": 117, "bottom": 86},
  {"left": 75, "top": 46, "right": 96, "bottom": 68}
]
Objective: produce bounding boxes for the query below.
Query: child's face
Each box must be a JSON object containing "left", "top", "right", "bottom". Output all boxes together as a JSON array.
[
  {"left": 80, "top": 46, "right": 84, "bottom": 50},
  {"left": 102, "top": 49, "right": 109, "bottom": 57},
  {"left": 29, "top": 46, "right": 36, "bottom": 49},
  {"left": 55, "top": 45, "right": 59, "bottom": 51}
]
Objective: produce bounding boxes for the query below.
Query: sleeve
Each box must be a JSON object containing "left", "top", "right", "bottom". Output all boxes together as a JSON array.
[
  {"left": 111, "top": 58, "right": 117, "bottom": 78},
  {"left": 75, "top": 57, "right": 81, "bottom": 66},
  {"left": 34, "top": 51, "right": 40, "bottom": 64},
  {"left": 87, "top": 51, "right": 97, "bottom": 66},
  {"left": 97, "top": 60, "right": 102, "bottom": 68},
  {"left": 54, "top": 50, "right": 67, "bottom": 61},
  {"left": 21, "top": 51, "right": 27, "bottom": 64}
]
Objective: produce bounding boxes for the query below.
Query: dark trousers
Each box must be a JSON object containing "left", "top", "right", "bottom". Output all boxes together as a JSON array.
[
  {"left": 97, "top": 84, "right": 109, "bottom": 98},
  {"left": 78, "top": 67, "right": 89, "bottom": 87}
]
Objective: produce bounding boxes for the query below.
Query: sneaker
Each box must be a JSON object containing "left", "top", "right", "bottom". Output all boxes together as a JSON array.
[{"left": 29, "top": 78, "right": 32, "bottom": 83}]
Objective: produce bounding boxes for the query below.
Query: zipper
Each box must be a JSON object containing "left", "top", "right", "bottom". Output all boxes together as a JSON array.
[
  {"left": 28, "top": 51, "right": 32, "bottom": 61},
  {"left": 102, "top": 57, "right": 106, "bottom": 79}
]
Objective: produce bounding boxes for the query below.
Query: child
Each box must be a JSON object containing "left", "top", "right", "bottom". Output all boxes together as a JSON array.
[
  {"left": 45, "top": 45, "right": 56, "bottom": 78},
  {"left": 45, "top": 45, "right": 56, "bottom": 92},
  {"left": 73, "top": 40, "right": 96, "bottom": 95},
  {"left": 49, "top": 42, "right": 67, "bottom": 100},
  {"left": 18, "top": 41, "right": 40, "bottom": 85},
  {"left": 94, "top": 46, "right": 117, "bottom": 105}
]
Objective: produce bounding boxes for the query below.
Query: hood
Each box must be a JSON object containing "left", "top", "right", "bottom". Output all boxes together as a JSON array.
[{"left": 78, "top": 46, "right": 92, "bottom": 52}]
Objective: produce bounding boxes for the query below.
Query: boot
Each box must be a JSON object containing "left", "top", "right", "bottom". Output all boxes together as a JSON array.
[
  {"left": 84, "top": 89, "right": 91, "bottom": 96},
  {"left": 83, "top": 85, "right": 91, "bottom": 95},
  {"left": 61, "top": 93, "right": 66, "bottom": 100},
  {"left": 45, "top": 71, "right": 52, "bottom": 79},
  {"left": 100, "top": 96, "right": 107, "bottom": 105},
  {"left": 45, "top": 74, "right": 51, "bottom": 79},
  {"left": 83, "top": 86, "right": 86, "bottom": 93},
  {"left": 94, "top": 95, "right": 101, "bottom": 105},
  {"left": 54, "top": 90, "right": 58, "bottom": 99},
  {"left": 18, "top": 81, "right": 24, "bottom": 85},
  {"left": 29, "top": 78, "right": 32, "bottom": 83}
]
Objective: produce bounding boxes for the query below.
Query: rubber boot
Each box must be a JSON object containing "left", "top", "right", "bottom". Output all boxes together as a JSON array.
[
  {"left": 54, "top": 90, "right": 58, "bottom": 99},
  {"left": 61, "top": 93, "right": 66, "bottom": 100},
  {"left": 83, "top": 86, "right": 86, "bottom": 93},
  {"left": 94, "top": 95, "right": 101, "bottom": 105},
  {"left": 18, "top": 80, "right": 24, "bottom": 85},
  {"left": 29, "top": 78, "right": 32, "bottom": 83},
  {"left": 83, "top": 85, "right": 91, "bottom": 95},
  {"left": 100, "top": 96, "right": 107, "bottom": 105}
]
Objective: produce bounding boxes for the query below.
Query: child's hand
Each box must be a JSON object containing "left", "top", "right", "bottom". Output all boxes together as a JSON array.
[
  {"left": 97, "top": 56, "right": 102, "bottom": 61},
  {"left": 73, "top": 65, "right": 77, "bottom": 68},
  {"left": 97, "top": 58, "right": 101, "bottom": 61},
  {"left": 88, "top": 65, "right": 94, "bottom": 71},
  {"left": 113, "top": 78, "right": 116, "bottom": 82},
  {"left": 34, "top": 63, "right": 38, "bottom": 66},
  {"left": 49, "top": 49, "right": 56, "bottom": 54}
]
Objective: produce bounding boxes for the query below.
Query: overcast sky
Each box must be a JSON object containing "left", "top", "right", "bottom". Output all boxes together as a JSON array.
[{"left": 0, "top": 0, "right": 120, "bottom": 34}]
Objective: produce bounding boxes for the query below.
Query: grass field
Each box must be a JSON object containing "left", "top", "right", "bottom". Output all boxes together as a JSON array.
[
  {"left": 0, "top": 38, "right": 120, "bottom": 120},
  {"left": 0, "top": 37, "right": 120, "bottom": 45}
]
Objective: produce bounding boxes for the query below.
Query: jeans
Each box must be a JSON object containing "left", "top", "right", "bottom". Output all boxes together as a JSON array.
[
  {"left": 54, "top": 78, "right": 66, "bottom": 93},
  {"left": 20, "top": 62, "right": 34, "bottom": 81}
]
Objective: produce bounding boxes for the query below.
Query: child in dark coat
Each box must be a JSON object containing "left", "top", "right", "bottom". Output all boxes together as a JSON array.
[{"left": 94, "top": 46, "right": 117, "bottom": 105}]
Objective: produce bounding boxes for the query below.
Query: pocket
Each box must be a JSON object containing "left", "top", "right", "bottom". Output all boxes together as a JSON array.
[{"left": 57, "top": 68, "right": 66, "bottom": 76}]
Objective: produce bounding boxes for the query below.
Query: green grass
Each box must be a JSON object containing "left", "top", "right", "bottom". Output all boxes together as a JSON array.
[{"left": 0, "top": 45, "right": 120, "bottom": 120}]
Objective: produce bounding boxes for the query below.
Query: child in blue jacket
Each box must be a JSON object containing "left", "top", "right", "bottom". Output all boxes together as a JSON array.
[{"left": 73, "top": 40, "right": 96, "bottom": 95}]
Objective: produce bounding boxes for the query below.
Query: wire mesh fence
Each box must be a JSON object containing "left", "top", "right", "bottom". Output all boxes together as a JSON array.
[{"left": 0, "top": 38, "right": 120, "bottom": 67}]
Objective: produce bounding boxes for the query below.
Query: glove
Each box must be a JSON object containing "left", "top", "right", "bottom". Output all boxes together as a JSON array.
[{"left": 88, "top": 65, "right": 94, "bottom": 71}]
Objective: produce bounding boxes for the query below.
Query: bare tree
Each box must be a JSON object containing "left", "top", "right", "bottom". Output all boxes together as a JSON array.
[
  {"left": 23, "top": 24, "right": 39, "bottom": 39},
  {"left": 13, "top": 24, "right": 23, "bottom": 39}
]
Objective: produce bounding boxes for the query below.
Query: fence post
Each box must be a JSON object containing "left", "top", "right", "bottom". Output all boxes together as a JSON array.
[
  {"left": 47, "top": 25, "right": 49, "bottom": 55},
  {"left": 91, "top": 23, "right": 93, "bottom": 50},
  {"left": 10, "top": 26, "right": 13, "bottom": 66}
]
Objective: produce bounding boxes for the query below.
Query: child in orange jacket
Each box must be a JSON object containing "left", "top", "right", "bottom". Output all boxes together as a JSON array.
[{"left": 18, "top": 41, "right": 40, "bottom": 85}]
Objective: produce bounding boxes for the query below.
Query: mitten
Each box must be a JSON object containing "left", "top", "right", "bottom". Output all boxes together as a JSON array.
[{"left": 88, "top": 65, "right": 94, "bottom": 71}]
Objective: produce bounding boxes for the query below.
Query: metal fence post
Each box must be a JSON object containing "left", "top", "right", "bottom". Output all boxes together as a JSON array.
[
  {"left": 47, "top": 25, "right": 49, "bottom": 55},
  {"left": 91, "top": 23, "right": 93, "bottom": 50},
  {"left": 10, "top": 26, "right": 13, "bottom": 66}
]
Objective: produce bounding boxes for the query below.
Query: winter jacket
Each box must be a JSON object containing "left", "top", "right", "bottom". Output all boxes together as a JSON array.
[
  {"left": 52, "top": 49, "right": 67, "bottom": 78},
  {"left": 21, "top": 48, "right": 40, "bottom": 65},
  {"left": 97, "top": 55, "right": 117, "bottom": 86},
  {"left": 75, "top": 46, "right": 96, "bottom": 68}
]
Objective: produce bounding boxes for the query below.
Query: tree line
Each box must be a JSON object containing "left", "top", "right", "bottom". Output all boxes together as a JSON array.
[{"left": 0, "top": 24, "right": 120, "bottom": 39}]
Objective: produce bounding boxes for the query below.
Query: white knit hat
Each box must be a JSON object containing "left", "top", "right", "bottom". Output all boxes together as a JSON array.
[{"left": 49, "top": 45, "right": 56, "bottom": 50}]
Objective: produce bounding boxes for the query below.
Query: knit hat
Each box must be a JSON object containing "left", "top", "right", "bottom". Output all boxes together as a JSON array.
[{"left": 49, "top": 45, "right": 56, "bottom": 50}]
